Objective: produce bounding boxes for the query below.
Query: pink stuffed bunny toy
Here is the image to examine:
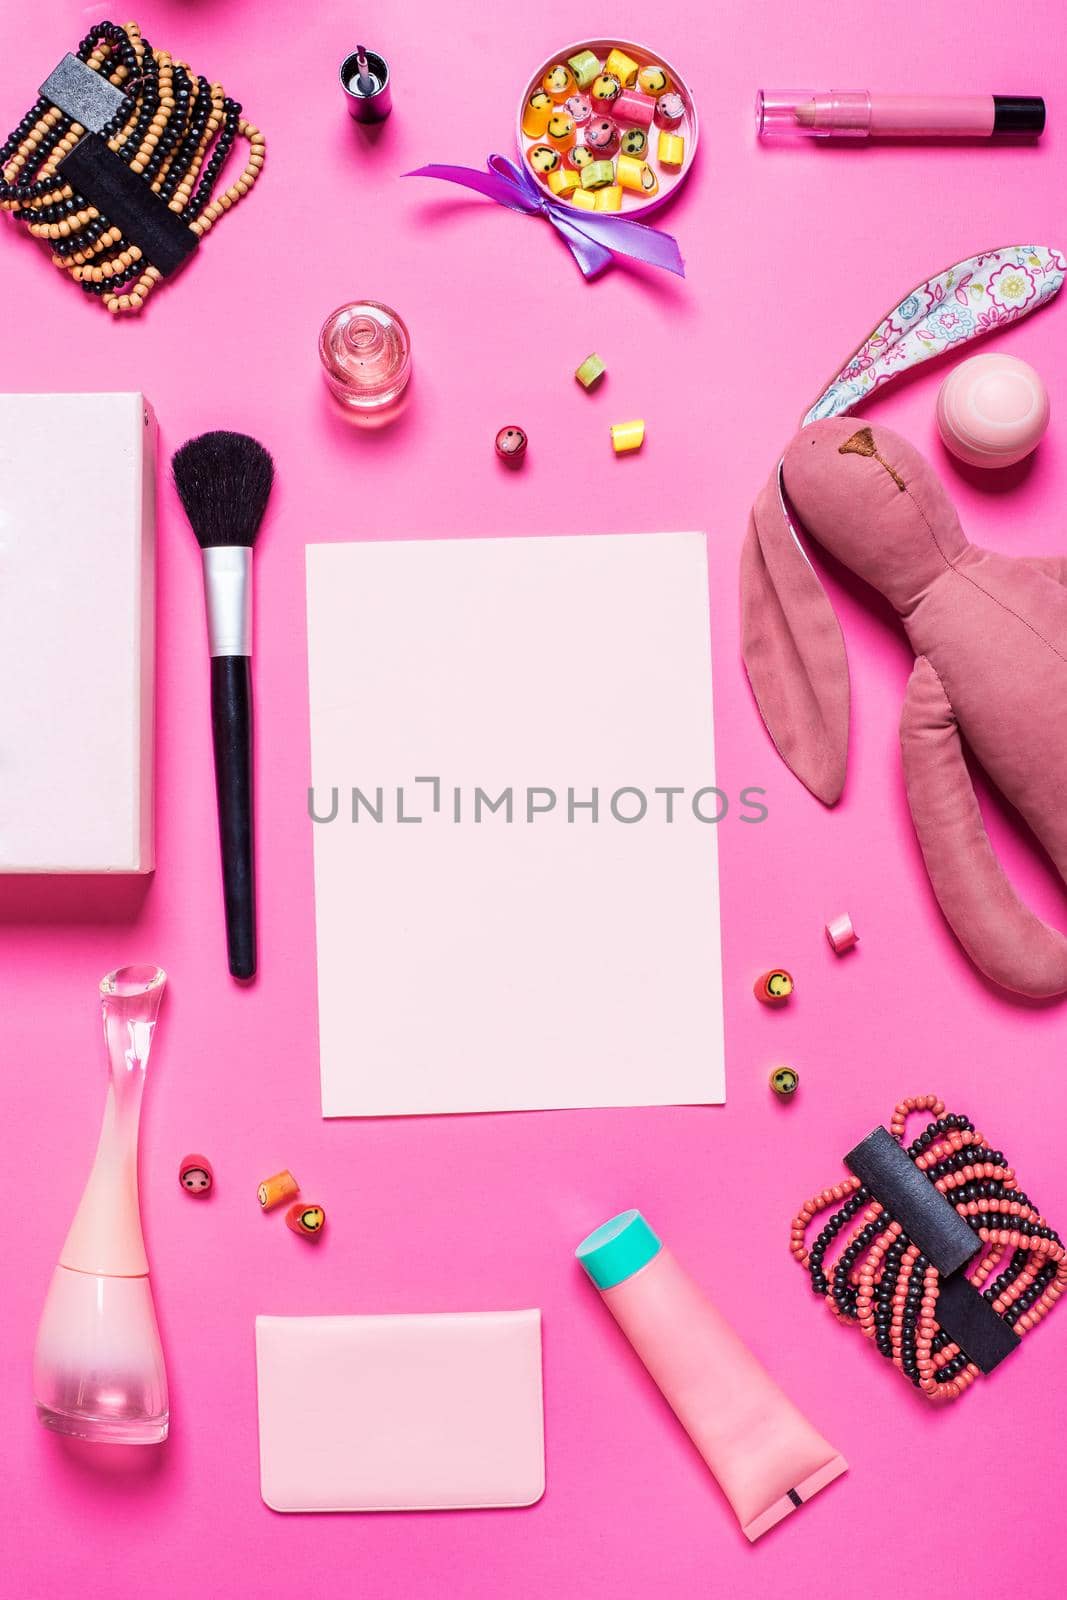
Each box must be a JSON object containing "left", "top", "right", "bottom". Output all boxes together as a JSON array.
[{"left": 742, "top": 417, "right": 1067, "bottom": 998}]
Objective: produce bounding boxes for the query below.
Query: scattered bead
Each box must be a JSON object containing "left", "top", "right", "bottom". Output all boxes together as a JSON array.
[
  {"left": 179, "top": 1154, "right": 214, "bottom": 1195},
  {"left": 575, "top": 352, "right": 606, "bottom": 390},
  {"left": 610, "top": 418, "right": 645, "bottom": 454},
  {"left": 567, "top": 50, "right": 601, "bottom": 91},
  {"left": 495, "top": 425, "right": 527, "bottom": 463},
  {"left": 521, "top": 90, "right": 554, "bottom": 138},
  {"left": 755, "top": 969, "right": 794, "bottom": 1005},
  {"left": 603, "top": 49, "right": 640, "bottom": 88},
  {"left": 657, "top": 130, "right": 685, "bottom": 166},
  {"left": 257, "top": 1169, "right": 299, "bottom": 1210},
  {"left": 286, "top": 1202, "right": 326, "bottom": 1237},
  {"left": 770, "top": 1065, "right": 800, "bottom": 1097},
  {"left": 825, "top": 912, "right": 859, "bottom": 954},
  {"left": 638, "top": 65, "right": 671, "bottom": 96}
]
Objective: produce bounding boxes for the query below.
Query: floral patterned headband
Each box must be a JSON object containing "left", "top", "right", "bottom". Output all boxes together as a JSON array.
[{"left": 802, "top": 245, "right": 1064, "bottom": 427}]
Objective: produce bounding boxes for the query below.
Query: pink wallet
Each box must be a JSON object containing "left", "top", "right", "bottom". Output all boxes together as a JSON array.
[{"left": 255, "top": 1309, "right": 545, "bottom": 1512}]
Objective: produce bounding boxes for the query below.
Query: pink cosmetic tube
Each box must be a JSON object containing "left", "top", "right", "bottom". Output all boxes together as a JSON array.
[
  {"left": 756, "top": 90, "right": 1045, "bottom": 139},
  {"left": 576, "top": 1210, "right": 847, "bottom": 1540}
]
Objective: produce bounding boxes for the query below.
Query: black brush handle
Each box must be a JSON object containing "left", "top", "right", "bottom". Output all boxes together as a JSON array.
[{"left": 210, "top": 656, "right": 256, "bottom": 979}]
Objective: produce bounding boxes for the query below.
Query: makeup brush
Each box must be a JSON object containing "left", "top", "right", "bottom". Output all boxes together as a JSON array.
[{"left": 172, "top": 430, "right": 274, "bottom": 980}]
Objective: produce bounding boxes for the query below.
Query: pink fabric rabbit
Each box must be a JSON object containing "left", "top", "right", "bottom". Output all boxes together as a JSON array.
[{"left": 742, "top": 418, "right": 1067, "bottom": 998}]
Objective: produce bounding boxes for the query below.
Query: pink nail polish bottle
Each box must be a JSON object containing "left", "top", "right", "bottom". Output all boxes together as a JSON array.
[{"left": 319, "top": 300, "right": 411, "bottom": 418}]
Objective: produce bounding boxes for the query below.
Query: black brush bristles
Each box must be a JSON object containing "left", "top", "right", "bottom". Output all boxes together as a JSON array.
[{"left": 172, "top": 430, "right": 274, "bottom": 548}]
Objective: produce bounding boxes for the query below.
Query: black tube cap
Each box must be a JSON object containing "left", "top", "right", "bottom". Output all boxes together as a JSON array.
[{"left": 993, "top": 95, "right": 1046, "bottom": 134}]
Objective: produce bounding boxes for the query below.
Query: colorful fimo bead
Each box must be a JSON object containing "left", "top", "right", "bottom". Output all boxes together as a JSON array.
[
  {"left": 568, "top": 142, "right": 595, "bottom": 169},
  {"left": 616, "top": 154, "right": 658, "bottom": 195},
  {"left": 638, "top": 64, "right": 671, "bottom": 96},
  {"left": 286, "top": 1202, "right": 326, "bottom": 1237},
  {"left": 565, "top": 92, "right": 593, "bottom": 125},
  {"left": 567, "top": 50, "right": 601, "bottom": 90},
  {"left": 179, "top": 1154, "right": 213, "bottom": 1196},
  {"left": 657, "top": 130, "right": 685, "bottom": 167},
  {"left": 754, "top": 969, "right": 794, "bottom": 1005},
  {"left": 603, "top": 48, "right": 640, "bottom": 88},
  {"left": 257, "top": 1169, "right": 299, "bottom": 1210},
  {"left": 575, "top": 353, "right": 606, "bottom": 389},
  {"left": 620, "top": 127, "right": 648, "bottom": 157},
  {"left": 521, "top": 89, "right": 554, "bottom": 138},
  {"left": 546, "top": 111, "right": 576, "bottom": 151},
  {"left": 770, "top": 1065, "right": 800, "bottom": 1097},
  {"left": 610, "top": 419, "right": 645, "bottom": 453},
  {"left": 549, "top": 167, "right": 580, "bottom": 198},
  {"left": 614, "top": 89, "right": 655, "bottom": 129},
  {"left": 542, "top": 63, "right": 575, "bottom": 102},
  {"left": 570, "top": 187, "right": 597, "bottom": 211},
  {"left": 580, "top": 159, "right": 615, "bottom": 190},
  {"left": 585, "top": 116, "right": 619, "bottom": 153},
  {"left": 495, "top": 425, "right": 527, "bottom": 463},
  {"left": 595, "top": 184, "right": 622, "bottom": 212},
  {"left": 825, "top": 912, "right": 859, "bottom": 954},
  {"left": 527, "top": 143, "right": 561, "bottom": 178},
  {"left": 591, "top": 73, "right": 623, "bottom": 109},
  {"left": 656, "top": 91, "right": 685, "bottom": 127}
]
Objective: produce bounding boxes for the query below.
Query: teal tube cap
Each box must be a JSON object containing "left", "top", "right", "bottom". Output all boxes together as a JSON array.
[{"left": 575, "top": 1209, "right": 662, "bottom": 1290}]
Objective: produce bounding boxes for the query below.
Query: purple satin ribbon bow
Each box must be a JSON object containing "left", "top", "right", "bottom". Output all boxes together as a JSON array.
[{"left": 404, "top": 154, "right": 685, "bottom": 280}]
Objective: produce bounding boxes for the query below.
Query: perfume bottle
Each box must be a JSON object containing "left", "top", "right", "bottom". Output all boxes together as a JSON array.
[
  {"left": 33, "top": 965, "right": 169, "bottom": 1444},
  {"left": 319, "top": 300, "right": 411, "bottom": 416}
]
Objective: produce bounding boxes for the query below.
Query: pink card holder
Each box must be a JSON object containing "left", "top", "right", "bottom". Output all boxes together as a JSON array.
[{"left": 255, "top": 1310, "right": 545, "bottom": 1512}]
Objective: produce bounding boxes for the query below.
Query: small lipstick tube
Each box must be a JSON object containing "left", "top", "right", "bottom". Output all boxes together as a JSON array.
[{"left": 757, "top": 90, "right": 1045, "bottom": 140}]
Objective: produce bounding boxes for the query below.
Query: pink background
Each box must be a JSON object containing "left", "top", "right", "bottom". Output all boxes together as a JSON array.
[{"left": 2, "top": 1, "right": 1065, "bottom": 1595}]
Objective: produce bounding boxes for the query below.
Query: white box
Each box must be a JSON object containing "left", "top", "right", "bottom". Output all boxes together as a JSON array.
[{"left": 0, "top": 393, "right": 155, "bottom": 872}]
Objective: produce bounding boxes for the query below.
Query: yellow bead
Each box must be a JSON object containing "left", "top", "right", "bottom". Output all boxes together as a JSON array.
[
  {"left": 657, "top": 131, "right": 685, "bottom": 167},
  {"left": 569, "top": 187, "right": 597, "bottom": 211},
  {"left": 580, "top": 159, "right": 614, "bottom": 190},
  {"left": 527, "top": 143, "right": 561, "bottom": 178},
  {"left": 546, "top": 112, "right": 576, "bottom": 151},
  {"left": 610, "top": 419, "right": 645, "bottom": 454},
  {"left": 542, "top": 63, "right": 576, "bottom": 102},
  {"left": 548, "top": 167, "right": 580, "bottom": 198},
  {"left": 638, "top": 65, "right": 671, "bottom": 96},
  {"left": 594, "top": 184, "right": 622, "bottom": 212},
  {"left": 616, "top": 154, "right": 645, "bottom": 192},
  {"left": 522, "top": 90, "right": 554, "bottom": 138},
  {"left": 604, "top": 48, "right": 640, "bottom": 88}
]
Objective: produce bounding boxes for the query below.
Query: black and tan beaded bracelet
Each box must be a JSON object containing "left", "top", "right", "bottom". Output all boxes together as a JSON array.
[{"left": 0, "top": 18, "right": 264, "bottom": 314}]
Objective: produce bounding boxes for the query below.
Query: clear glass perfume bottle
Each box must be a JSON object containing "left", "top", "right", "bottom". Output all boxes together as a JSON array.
[
  {"left": 33, "top": 965, "right": 169, "bottom": 1444},
  {"left": 318, "top": 300, "right": 411, "bottom": 417}
]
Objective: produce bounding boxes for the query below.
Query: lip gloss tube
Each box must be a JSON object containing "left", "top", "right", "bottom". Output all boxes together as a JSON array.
[
  {"left": 576, "top": 1210, "right": 847, "bottom": 1541},
  {"left": 757, "top": 90, "right": 1045, "bottom": 139}
]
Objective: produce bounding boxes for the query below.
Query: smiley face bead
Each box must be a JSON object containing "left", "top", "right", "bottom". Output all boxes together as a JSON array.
[
  {"left": 770, "top": 1065, "right": 800, "bottom": 1097},
  {"left": 522, "top": 89, "right": 555, "bottom": 138},
  {"left": 638, "top": 65, "right": 671, "bottom": 97},
  {"left": 495, "top": 425, "right": 528, "bottom": 463},
  {"left": 543, "top": 63, "right": 576, "bottom": 102},
  {"left": 527, "top": 143, "right": 561, "bottom": 179},
  {"left": 591, "top": 73, "right": 622, "bottom": 109},
  {"left": 620, "top": 127, "right": 648, "bottom": 157},
  {"left": 286, "top": 1202, "right": 326, "bottom": 1236},
  {"left": 585, "top": 116, "right": 619, "bottom": 153},
  {"left": 547, "top": 111, "right": 576, "bottom": 151},
  {"left": 754, "top": 969, "right": 795, "bottom": 1005},
  {"left": 565, "top": 92, "right": 593, "bottom": 126},
  {"left": 656, "top": 91, "right": 685, "bottom": 127},
  {"left": 568, "top": 142, "right": 595, "bottom": 170},
  {"left": 179, "top": 1154, "right": 214, "bottom": 1196}
]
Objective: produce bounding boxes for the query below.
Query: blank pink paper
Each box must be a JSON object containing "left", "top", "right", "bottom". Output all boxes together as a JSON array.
[
  {"left": 306, "top": 531, "right": 725, "bottom": 1116},
  {"left": 255, "top": 1310, "right": 545, "bottom": 1512}
]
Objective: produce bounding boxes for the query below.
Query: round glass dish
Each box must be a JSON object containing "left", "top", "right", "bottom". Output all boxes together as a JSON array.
[{"left": 516, "top": 40, "right": 698, "bottom": 220}]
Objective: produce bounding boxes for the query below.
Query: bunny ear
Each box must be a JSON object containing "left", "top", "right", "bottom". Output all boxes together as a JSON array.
[{"left": 741, "top": 463, "right": 850, "bottom": 806}]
